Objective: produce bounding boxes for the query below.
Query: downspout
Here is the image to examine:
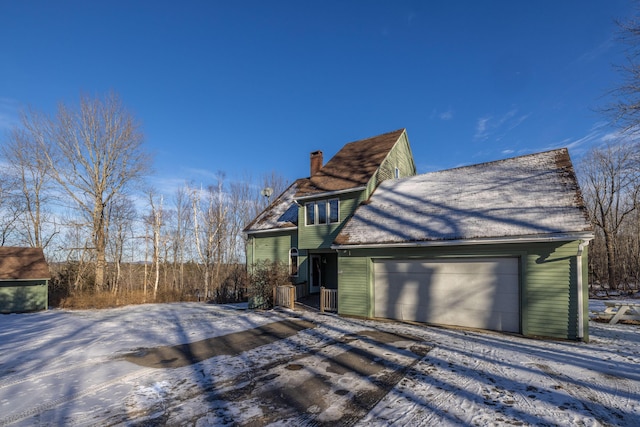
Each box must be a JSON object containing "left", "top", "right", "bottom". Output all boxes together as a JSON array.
[{"left": 576, "top": 239, "right": 590, "bottom": 340}]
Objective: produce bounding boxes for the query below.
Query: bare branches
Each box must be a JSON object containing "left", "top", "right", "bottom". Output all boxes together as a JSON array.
[
  {"left": 0, "top": 91, "right": 292, "bottom": 303},
  {"left": 605, "top": 12, "right": 640, "bottom": 134},
  {"left": 2, "top": 109, "right": 57, "bottom": 248},
  {"left": 580, "top": 139, "right": 640, "bottom": 289},
  {"left": 31, "top": 92, "right": 151, "bottom": 289}
]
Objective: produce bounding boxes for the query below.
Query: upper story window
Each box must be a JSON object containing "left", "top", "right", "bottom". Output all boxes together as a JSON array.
[
  {"left": 305, "top": 199, "right": 339, "bottom": 225},
  {"left": 306, "top": 202, "right": 315, "bottom": 225},
  {"left": 318, "top": 200, "right": 327, "bottom": 224},
  {"left": 329, "top": 199, "right": 339, "bottom": 222}
]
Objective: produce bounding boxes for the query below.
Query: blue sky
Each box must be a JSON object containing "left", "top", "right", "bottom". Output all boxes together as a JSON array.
[{"left": 0, "top": 1, "right": 634, "bottom": 191}]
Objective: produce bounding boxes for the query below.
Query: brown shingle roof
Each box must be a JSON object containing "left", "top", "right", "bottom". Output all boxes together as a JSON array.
[
  {"left": 295, "top": 128, "right": 406, "bottom": 196},
  {"left": 0, "top": 247, "right": 51, "bottom": 280}
]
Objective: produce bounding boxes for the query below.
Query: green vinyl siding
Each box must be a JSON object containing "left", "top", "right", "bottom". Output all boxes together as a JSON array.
[
  {"left": 298, "top": 191, "right": 365, "bottom": 250},
  {"left": 522, "top": 240, "right": 581, "bottom": 339},
  {"left": 374, "top": 131, "right": 417, "bottom": 184},
  {"left": 364, "top": 131, "right": 416, "bottom": 198},
  {"left": 338, "top": 256, "right": 370, "bottom": 317},
  {"left": 246, "top": 230, "right": 309, "bottom": 285},
  {"left": 247, "top": 230, "right": 297, "bottom": 267},
  {"left": 0, "top": 280, "right": 48, "bottom": 313},
  {"left": 337, "top": 240, "right": 588, "bottom": 340}
]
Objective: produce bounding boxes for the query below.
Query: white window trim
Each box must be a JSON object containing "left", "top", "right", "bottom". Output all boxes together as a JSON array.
[
  {"left": 305, "top": 199, "right": 340, "bottom": 226},
  {"left": 305, "top": 202, "right": 315, "bottom": 226},
  {"left": 289, "top": 248, "right": 299, "bottom": 277}
]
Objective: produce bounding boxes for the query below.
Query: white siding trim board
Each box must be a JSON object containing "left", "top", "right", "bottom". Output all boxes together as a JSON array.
[{"left": 333, "top": 232, "right": 594, "bottom": 250}]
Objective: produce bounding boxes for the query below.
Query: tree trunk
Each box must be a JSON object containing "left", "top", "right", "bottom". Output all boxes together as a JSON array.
[
  {"left": 94, "top": 202, "right": 107, "bottom": 291},
  {"left": 604, "top": 231, "right": 617, "bottom": 290}
]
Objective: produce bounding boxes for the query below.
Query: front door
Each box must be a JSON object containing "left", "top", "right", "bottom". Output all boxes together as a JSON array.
[{"left": 310, "top": 255, "right": 322, "bottom": 293}]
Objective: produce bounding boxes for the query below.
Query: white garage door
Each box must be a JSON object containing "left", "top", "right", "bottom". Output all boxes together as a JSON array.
[{"left": 374, "top": 258, "right": 520, "bottom": 333}]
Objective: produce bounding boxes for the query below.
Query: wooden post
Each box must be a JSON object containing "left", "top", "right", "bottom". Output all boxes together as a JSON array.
[
  {"left": 273, "top": 285, "right": 277, "bottom": 308},
  {"left": 320, "top": 286, "right": 325, "bottom": 312},
  {"left": 289, "top": 286, "right": 295, "bottom": 309}
]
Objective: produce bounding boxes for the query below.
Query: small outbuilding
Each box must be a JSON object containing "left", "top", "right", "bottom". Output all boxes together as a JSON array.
[{"left": 0, "top": 247, "right": 51, "bottom": 313}]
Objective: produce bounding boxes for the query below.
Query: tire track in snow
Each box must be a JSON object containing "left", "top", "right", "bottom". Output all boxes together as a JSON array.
[
  {"left": 396, "top": 334, "right": 535, "bottom": 426},
  {"left": 532, "top": 363, "right": 628, "bottom": 423},
  {"left": 364, "top": 346, "right": 483, "bottom": 426}
]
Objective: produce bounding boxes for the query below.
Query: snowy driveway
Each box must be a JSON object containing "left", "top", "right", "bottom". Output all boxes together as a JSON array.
[{"left": 0, "top": 302, "right": 639, "bottom": 426}]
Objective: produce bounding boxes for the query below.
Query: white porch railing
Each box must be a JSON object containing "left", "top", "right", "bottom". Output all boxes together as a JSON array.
[
  {"left": 294, "top": 282, "right": 309, "bottom": 299},
  {"left": 273, "top": 285, "right": 296, "bottom": 309},
  {"left": 272, "top": 284, "right": 337, "bottom": 313},
  {"left": 320, "top": 287, "right": 337, "bottom": 313}
]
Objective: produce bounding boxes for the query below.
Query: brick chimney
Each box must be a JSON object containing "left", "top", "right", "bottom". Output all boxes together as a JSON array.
[{"left": 310, "top": 150, "right": 323, "bottom": 176}]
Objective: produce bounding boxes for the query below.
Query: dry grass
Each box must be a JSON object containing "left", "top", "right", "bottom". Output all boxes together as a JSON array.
[{"left": 56, "top": 289, "right": 198, "bottom": 310}]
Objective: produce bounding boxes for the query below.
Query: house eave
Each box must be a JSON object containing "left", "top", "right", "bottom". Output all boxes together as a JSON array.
[
  {"left": 295, "top": 186, "right": 367, "bottom": 202},
  {"left": 331, "top": 232, "right": 595, "bottom": 250},
  {"left": 245, "top": 226, "right": 298, "bottom": 237}
]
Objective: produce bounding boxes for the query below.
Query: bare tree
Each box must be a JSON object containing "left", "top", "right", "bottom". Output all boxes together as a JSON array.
[
  {"left": 583, "top": 6, "right": 640, "bottom": 293},
  {"left": 2, "top": 117, "right": 58, "bottom": 248},
  {"left": 146, "top": 190, "right": 164, "bottom": 300},
  {"left": 59, "top": 217, "right": 93, "bottom": 292},
  {"left": 170, "top": 185, "right": 191, "bottom": 291},
  {"left": 190, "top": 177, "right": 227, "bottom": 301},
  {"left": 33, "top": 92, "right": 151, "bottom": 290},
  {"left": 211, "top": 173, "right": 228, "bottom": 294},
  {"left": 580, "top": 139, "right": 640, "bottom": 290},
  {"left": 607, "top": 10, "right": 640, "bottom": 134},
  {"left": 228, "top": 179, "right": 253, "bottom": 263},
  {"left": 0, "top": 172, "right": 20, "bottom": 246},
  {"left": 106, "top": 195, "right": 137, "bottom": 294},
  {"left": 254, "top": 171, "right": 289, "bottom": 218}
]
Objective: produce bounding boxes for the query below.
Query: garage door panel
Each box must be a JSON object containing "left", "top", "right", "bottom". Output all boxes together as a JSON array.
[
  {"left": 377, "top": 259, "right": 516, "bottom": 275},
  {"left": 374, "top": 258, "right": 520, "bottom": 333}
]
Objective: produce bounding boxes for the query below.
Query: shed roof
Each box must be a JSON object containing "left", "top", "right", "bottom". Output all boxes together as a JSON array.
[
  {"left": 335, "top": 149, "right": 593, "bottom": 246},
  {"left": 295, "top": 128, "right": 406, "bottom": 196},
  {"left": 0, "top": 247, "right": 51, "bottom": 280}
]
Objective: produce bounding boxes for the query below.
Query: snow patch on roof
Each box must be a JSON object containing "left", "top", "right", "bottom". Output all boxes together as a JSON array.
[
  {"left": 336, "top": 149, "right": 592, "bottom": 245},
  {"left": 244, "top": 181, "right": 300, "bottom": 232}
]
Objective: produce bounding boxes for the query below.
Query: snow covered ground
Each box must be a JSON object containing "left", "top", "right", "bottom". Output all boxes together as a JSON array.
[{"left": 0, "top": 300, "right": 638, "bottom": 426}]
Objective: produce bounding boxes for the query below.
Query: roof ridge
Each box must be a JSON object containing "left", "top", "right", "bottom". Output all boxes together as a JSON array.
[
  {"left": 338, "top": 128, "right": 406, "bottom": 148},
  {"left": 295, "top": 128, "right": 407, "bottom": 196},
  {"left": 420, "top": 148, "right": 569, "bottom": 176}
]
